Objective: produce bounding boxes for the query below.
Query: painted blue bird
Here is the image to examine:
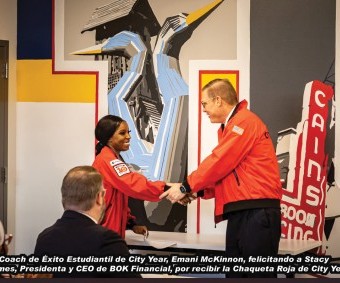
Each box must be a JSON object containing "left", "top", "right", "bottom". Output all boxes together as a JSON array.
[{"left": 73, "top": 0, "right": 224, "bottom": 181}]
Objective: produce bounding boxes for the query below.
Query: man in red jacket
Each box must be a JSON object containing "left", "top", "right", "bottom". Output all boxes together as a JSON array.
[{"left": 161, "top": 78, "right": 282, "bottom": 278}]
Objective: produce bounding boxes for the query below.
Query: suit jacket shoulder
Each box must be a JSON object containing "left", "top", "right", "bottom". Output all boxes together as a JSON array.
[{"left": 34, "top": 210, "right": 140, "bottom": 278}]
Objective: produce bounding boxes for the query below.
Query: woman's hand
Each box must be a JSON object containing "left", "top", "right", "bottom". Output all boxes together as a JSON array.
[{"left": 132, "top": 225, "right": 149, "bottom": 239}]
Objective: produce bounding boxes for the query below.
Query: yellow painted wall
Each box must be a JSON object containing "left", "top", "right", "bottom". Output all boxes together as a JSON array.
[{"left": 17, "top": 60, "right": 96, "bottom": 103}]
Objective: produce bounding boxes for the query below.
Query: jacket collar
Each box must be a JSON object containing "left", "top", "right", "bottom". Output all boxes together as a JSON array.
[
  {"left": 62, "top": 210, "right": 96, "bottom": 224},
  {"left": 227, "top": 99, "right": 248, "bottom": 122}
]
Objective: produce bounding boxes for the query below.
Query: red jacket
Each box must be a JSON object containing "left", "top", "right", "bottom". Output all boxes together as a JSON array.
[
  {"left": 187, "top": 100, "right": 282, "bottom": 223},
  {"left": 92, "top": 146, "right": 165, "bottom": 238}
]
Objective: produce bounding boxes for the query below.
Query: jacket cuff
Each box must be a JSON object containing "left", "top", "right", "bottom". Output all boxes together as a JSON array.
[
  {"left": 182, "top": 178, "right": 192, "bottom": 193},
  {"left": 126, "top": 218, "right": 137, "bottom": 230}
]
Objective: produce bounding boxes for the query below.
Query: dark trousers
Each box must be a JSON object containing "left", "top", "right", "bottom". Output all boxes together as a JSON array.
[{"left": 225, "top": 207, "right": 281, "bottom": 278}]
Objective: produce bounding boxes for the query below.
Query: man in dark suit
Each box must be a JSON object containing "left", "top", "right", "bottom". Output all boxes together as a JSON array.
[{"left": 34, "top": 165, "right": 141, "bottom": 278}]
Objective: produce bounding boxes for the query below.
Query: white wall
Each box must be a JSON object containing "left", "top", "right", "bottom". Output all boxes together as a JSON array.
[
  {"left": 0, "top": 0, "right": 17, "bottom": 253},
  {"left": 16, "top": 103, "right": 95, "bottom": 254}
]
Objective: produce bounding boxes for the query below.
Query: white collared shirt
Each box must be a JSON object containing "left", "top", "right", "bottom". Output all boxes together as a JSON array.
[{"left": 224, "top": 105, "right": 237, "bottom": 125}]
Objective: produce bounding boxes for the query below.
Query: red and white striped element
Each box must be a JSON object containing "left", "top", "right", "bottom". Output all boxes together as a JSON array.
[{"left": 280, "top": 80, "right": 334, "bottom": 241}]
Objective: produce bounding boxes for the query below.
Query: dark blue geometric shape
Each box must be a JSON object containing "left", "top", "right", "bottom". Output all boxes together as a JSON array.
[{"left": 17, "top": 0, "right": 52, "bottom": 59}]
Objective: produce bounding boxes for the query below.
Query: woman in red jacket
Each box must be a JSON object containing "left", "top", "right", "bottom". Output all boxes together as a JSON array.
[{"left": 92, "top": 115, "right": 167, "bottom": 238}]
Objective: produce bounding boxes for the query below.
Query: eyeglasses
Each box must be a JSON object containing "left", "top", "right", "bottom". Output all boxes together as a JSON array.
[{"left": 201, "top": 97, "right": 215, "bottom": 109}]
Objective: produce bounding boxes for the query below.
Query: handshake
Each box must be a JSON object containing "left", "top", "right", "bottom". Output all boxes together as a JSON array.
[{"left": 159, "top": 183, "right": 197, "bottom": 206}]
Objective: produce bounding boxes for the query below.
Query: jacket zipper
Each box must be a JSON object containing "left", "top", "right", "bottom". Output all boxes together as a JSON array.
[{"left": 233, "top": 170, "right": 240, "bottom": 186}]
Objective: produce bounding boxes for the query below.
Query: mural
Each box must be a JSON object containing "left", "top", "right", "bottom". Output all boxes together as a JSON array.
[
  {"left": 250, "top": 0, "right": 337, "bottom": 260},
  {"left": 15, "top": 0, "right": 339, "bottom": 262},
  {"left": 69, "top": 0, "right": 226, "bottom": 232},
  {"left": 15, "top": 0, "right": 340, "bottom": 264},
  {"left": 277, "top": 80, "right": 334, "bottom": 243}
]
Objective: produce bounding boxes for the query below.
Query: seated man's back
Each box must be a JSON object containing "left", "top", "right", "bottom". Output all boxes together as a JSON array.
[
  {"left": 35, "top": 210, "right": 127, "bottom": 256},
  {"left": 34, "top": 166, "right": 141, "bottom": 278}
]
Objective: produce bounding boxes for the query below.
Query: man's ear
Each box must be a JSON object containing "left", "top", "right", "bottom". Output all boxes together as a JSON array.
[
  {"left": 96, "top": 191, "right": 104, "bottom": 206},
  {"left": 216, "top": 96, "right": 222, "bottom": 106}
]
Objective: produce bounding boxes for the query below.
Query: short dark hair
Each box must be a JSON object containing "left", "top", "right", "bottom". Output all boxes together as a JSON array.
[
  {"left": 61, "top": 166, "right": 103, "bottom": 211},
  {"left": 95, "top": 115, "right": 125, "bottom": 155},
  {"left": 202, "top": 78, "right": 238, "bottom": 105}
]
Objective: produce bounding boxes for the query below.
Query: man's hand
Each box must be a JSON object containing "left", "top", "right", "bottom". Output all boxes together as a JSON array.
[
  {"left": 178, "top": 193, "right": 197, "bottom": 206},
  {"left": 160, "top": 183, "right": 185, "bottom": 203}
]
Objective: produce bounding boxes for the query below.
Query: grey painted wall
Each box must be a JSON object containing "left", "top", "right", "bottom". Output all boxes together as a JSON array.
[{"left": 250, "top": 0, "right": 335, "bottom": 142}]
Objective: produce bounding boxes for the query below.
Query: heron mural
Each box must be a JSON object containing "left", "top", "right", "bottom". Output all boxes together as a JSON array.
[{"left": 72, "top": 0, "right": 225, "bottom": 231}]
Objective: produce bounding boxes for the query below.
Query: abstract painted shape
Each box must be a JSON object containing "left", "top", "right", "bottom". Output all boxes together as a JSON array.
[{"left": 74, "top": 0, "right": 224, "bottom": 181}]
